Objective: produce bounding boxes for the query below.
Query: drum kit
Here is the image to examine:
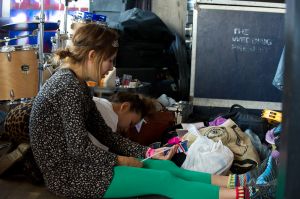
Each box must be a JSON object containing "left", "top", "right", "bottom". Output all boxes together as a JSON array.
[{"left": 0, "top": 0, "right": 107, "bottom": 104}]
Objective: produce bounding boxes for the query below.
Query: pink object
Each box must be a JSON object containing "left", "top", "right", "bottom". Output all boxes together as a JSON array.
[
  {"left": 167, "top": 137, "right": 181, "bottom": 145},
  {"left": 209, "top": 117, "right": 227, "bottom": 126},
  {"left": 146, "top": 148, "right": 155, "bottom": 158}
]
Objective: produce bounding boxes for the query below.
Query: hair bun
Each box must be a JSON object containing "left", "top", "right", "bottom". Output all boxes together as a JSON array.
[{"left": 56, "top": 48, "right": 72, "bottom": 59}]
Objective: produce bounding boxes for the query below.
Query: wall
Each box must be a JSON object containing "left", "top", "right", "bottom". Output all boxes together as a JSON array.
[
  {"left": 151, "top": 0, "right": 187, "bottom": 38},
  {"left": 90, "top": 0, "right": 125, "bottom": 23}
]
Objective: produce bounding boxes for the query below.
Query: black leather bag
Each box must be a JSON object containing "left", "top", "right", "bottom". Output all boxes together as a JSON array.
[{"left": 216, "top": 104, "right": 270, "bottom": 142}]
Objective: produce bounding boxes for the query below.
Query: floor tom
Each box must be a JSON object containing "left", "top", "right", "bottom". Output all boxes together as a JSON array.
[{"left": 0, "top": 45, "right": 38, "bottom": 100}]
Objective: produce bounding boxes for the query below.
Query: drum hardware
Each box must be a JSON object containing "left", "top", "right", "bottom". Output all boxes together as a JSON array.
[
  {"left": 49, "top": 0, "right": 70, "bottom": 52},
  {"left": 44, "top": 64, "right": 54, "bottom": 76},
  {"left": 64, "top": 0, "right": 69, "bottom": 34},
  {"left": 34, "top": 0, "right": 45, "bottom": 91},
  {"left": 51, "top": 33, "right": 70, "bottom": 52},
  {"left": 0, "top": 22, "right": 59, "bottom": 32},
  {"left": 6, "top": 51, "right": 11, "bottom": 62},
  {"left": 0, "top": 29, "right": 38, "bottom": 44},
  {"left": 51, "top": 29, "right": 60, "bottom": 51},
  {"left": 21, "top": 64, "right": 30, "bottom": 75},
  {"left": 43, "top": 60, "right": 55, "bottom": 76},
  {"left": 50, "top": 0, "right": 75, "bottom": 52},
  {"left": 0, "top": 32, "right": 38, "bottom": 64},
  {"left": 10, "top": 90, "right": 15, "bottom": 102},
  {"left": 3, "top": 36, "right": 10, "bottom": 47}
]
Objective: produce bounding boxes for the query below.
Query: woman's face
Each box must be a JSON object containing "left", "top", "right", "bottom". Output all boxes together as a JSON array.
[
  {"left": 117, "top": 104, "right": 142, "bottom": 132},
  {"left": 100, "top": 52, "right": 117, "bottom": 78}
]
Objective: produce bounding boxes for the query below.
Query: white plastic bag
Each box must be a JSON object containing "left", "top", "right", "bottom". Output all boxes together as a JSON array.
[{"left": 181, "top": 135, "right": 234, "bottom": 175}]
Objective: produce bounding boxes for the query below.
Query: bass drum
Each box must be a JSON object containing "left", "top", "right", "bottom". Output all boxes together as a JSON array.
[{"left": 0, "top": 45, "right": 38, "bottom": 100}]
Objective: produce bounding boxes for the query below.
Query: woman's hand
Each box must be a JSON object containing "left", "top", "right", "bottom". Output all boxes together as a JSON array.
[
  {"left": 117, "top": 156, "right": 143, "bottom": 168},
  {"left": 151, "top": 145, "right": 179, "bottom": 160}
]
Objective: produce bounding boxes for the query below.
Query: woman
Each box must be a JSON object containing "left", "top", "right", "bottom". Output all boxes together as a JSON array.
[{"left": 29, "top": 23, "right": 273, "bottom": 199}]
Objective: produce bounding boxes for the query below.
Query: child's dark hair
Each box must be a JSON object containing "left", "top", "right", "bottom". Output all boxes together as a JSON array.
[{"left": 110, "top": 92, "right": 157, "bottom": 118}]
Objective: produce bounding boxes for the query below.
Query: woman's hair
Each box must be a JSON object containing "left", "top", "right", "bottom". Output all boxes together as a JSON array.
[
  {"left": 110, "top": 92, "right": 157, "bottom": 118},
  {"left": 55, "top": 23, "right": 119, "bottom": 79}
]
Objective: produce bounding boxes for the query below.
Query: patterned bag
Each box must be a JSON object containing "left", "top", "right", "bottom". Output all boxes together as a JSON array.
[
  {"left": 4, "top": 101, "right": 33, "bottom": 144},
  {"left": 183, "top": 119, "right": 260, "bottom": 174},
  {"left": 3, "top": 101, "right": 44, "bottom": 184},
  {"left": 200, "top": 119, "right": 260, "bottom": 174}
]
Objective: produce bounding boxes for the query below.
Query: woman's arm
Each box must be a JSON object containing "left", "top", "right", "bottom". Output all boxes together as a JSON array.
[{"left": 58, "top": 83, "right": 119, "bottom": 166}]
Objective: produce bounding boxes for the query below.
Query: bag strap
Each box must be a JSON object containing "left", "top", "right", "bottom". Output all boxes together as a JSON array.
[
  {"left": 215, "top": 104, "right": 247, "bottom": 120},
  {"left": 229, "top": 104, "right": 247, "bottom": 113},
  {"left": 210, "top": 104, "right": 248, "bottom": 121}
]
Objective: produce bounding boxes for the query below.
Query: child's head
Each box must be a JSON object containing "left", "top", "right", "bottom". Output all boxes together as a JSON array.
[
  {"left": 110, "top": 92, "right": 157, "bottom": 132},
  {"left": 55, "top": 23, "right": 119, "bottom": 83}
]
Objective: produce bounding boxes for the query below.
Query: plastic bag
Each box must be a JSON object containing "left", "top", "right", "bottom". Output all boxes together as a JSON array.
[{"left": 181, "top": 135, "right": 234, "bottom": 175}]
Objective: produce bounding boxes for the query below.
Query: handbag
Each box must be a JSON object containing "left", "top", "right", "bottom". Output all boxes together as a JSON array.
[
  {"left": 214, "top": 104, "right": 270, "bottom": 142},
  {"left": 4, "top": 101, "right": 33, "bottom": 144}
]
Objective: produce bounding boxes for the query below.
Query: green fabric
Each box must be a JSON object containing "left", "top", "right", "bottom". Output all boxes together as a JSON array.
[
  {"left": 104, "top": 159, "right": 219, "bottom": 199},
  {"left": 143, "top": 159, "right": 212, "bottom": 183}
]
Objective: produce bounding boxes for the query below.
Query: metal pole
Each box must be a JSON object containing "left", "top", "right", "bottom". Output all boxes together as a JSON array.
[
  {"left": 64, "top": 0, "right": 68, "bottom": 34},
  {"left": 38, "top": 0, "right": 45, "bottom": 90},
  {"left": 277, "top": 0, "right": 300, "bottom": 198}
]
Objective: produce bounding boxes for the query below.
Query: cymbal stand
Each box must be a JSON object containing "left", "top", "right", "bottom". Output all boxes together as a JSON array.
[
  {"left": 51, "top": 0, "right": 68, "bottom": 52},
  {"left": 35, "top": 0, "right": 45, "bottom": 91},
  {"left": 63, "top": 0, "right": 69, "bottom": 34}
]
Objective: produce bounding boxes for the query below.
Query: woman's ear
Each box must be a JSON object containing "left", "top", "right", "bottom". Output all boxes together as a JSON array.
[
  {"left": 120, "top": 102, "right": 130, "bottom": 113},
  {"left": 88, "top": 50, "right": 96, "bottom": 62}
]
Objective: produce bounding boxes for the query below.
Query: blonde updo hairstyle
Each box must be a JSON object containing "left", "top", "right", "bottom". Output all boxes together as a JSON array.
[{"left": 55, "top": 23, "right": 119, "bottom": 80}]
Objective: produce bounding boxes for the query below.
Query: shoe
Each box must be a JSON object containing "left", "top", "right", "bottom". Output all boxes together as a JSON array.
[
  {"left": 245, "top": 154, "right": 270, "bottom": 185},
  {"left": 248, "top": 180, "right": 277, "bottom": 199},
  {"left": 0, "top": 143, "right": 30, "bottom": 175},
  {"left": 0, "top": 142, "right": 12, "bottom": 157},
  {"left": 256, "top": 155, "right": 278, "bottom": 185}
]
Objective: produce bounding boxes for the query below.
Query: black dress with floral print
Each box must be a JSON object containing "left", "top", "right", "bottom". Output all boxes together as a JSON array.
[{"left": 29, "top": 68, "right": 148, "bottom": 198}]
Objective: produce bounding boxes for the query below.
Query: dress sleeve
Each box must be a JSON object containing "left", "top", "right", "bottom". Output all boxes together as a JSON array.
[
  {"left": 88, "top": 100, "right": 148, "bottom": 158},
  {"left": 58, "top": 82, "right": 119, "bottom": 166}
]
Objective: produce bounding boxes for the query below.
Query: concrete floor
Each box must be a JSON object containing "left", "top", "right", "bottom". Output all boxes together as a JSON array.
[
  {"left": 0, "top": 178, "right": 63, "bottom": 199},
  {"left": 0, "top": 177, "right": 168, "bottom": 199}
]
